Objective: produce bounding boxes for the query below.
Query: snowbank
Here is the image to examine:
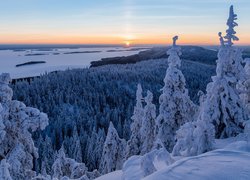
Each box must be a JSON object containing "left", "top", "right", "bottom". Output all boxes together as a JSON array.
[
  {"left": 145, "top": 141, "right": 250, "bottom": 180},
  {"left": 96, "top": 140, "right": 250, "bottom": 180},
  {"left": 95, "top": 170, "right": 122, "bottom": 180}
]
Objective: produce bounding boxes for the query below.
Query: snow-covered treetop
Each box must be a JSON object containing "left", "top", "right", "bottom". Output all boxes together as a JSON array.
[
  {"left": 0, "top": 159, "right": 12, "bottom": 180},
  {"left": 167, "top": 36, "right": 182, "bottom": 68},
  {"left": 135, "top": 84, "right": 143, "bottom": 108},
  {"left": 106, "top": 122, "right": 117, "bottom": 142},
  {"left": 172, "top": 36, "right": 178, "bottom": 47},
  {"left": 0, "top": 73, "right": 11, "bottom": 85},
  {"left": 0, "top": 73, "right": 13, "bottom": 103},
  {"left": 223, "top": 5, "right": 239, "bottom": 46},
  {"left": 57, "top": 145, "right": 66, "bottom": 160},
  {"left": 215, "top": 6, "right": 244, "bottom": 81},
  {"left": 244, "top": 58, "right": 250, "bottom": 76},
  {"left": 144, "top": 90, "right": 153, "bottom": 105}
]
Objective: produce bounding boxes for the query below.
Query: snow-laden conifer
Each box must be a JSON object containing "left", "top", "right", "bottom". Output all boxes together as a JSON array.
[
  {"left": 224, "top": 5, "right": 239, "bottom": 46},
  {"left": 140, "top": 90, "right": 156, "bottom": 155},
  {"left": 0, "top": 159, "right": 12, "bottom": 180},
  {"left": 99, "top": 122, "right": 126, "bottom": 174},
  {"left": 52, "top": 146, "right": 88, "bottom": 179},
  {"left": 172, "top": 122, "right": 195, "bottom": 156},
  {"left": 202, "top": 6, "right": 247, "bottom": 138},
  {"left": 0, "top": 103, "right": 5, "bottom": 142},
  {"left": 156, "top": 36, "right": 196, "bottom": 151},
  {"left": 173, "top": 93, "right": 215, "bottom": 156},
  {"left": 39, "top": 136, "right": 55, "bottom": 176},
  {"left": 0, "top": 73, "right": 49, "bottom": 179},
  {"left": 239, "top": 58, "right": 250, "bottom": 113},
  {"left": 126, "top": 84, "right": 144, "bottom": 157},
  {"left": 244, "top": 120, "right": 250, "bottom": 144},
  {"left": 68, "top": 126, "right": 82, "bottom": 163},
  {"left": 86, "top": 129, "right": 105, "bottom": 171}
]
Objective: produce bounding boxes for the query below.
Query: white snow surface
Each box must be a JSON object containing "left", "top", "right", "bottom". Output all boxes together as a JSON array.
[
  {"left": 145, "top": 141, "right": 250, "bottom": 180},
  {"left": 0, "top": 47, "right": 147, "bottom": 79},
  {"left": 96, "top": 138, "right": 250, "bottom": 180},
  {"left": 95, "top": 170, "right": 122, "bottom": 180}
]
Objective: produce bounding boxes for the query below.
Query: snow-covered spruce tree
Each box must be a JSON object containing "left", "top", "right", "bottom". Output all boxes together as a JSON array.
[
  {"left": 172, "top": 122, "right": 195, "bottom": 156},
  {"left": 173, "top": 92, "right": 215, "bottom": 156},
  {"left": 0, "top": 73, "right": 49, "bottom": 179},
  {"left": 38, "top": 135, "right": 55, "bottom": 176},
  {"left": 64, "top": 126, "right": 83, "bottom": 163},
  {"left": 140, "top": 90, "right": 156, "bottom": 155},
  {"left": 244, "top": 120, "right": 250, "bottom": 144},
  {"left": 0, "top": 103, "right": 5, "bottom": 142},
  {"left": 126, "top": 84, "right": 144, "bottom": 158},
  {"left": 52, "top": 146, "right": 89, "bottom": 179},
  {"left": 202, "top": 6, "right": 247, "bottom": 138},
  {"left": 99, "top": 122, "right": 126, "bottom": 174},
  {"left": 156, "top": 36, "right": 196, "bottom": 151},
  {"left": 239, "top": 58, "right": 250, "bottom": 113},
  {"left": 85, "top": 129, "right": 105, "bottom": 171},
  {"left": 0, "top": 159, "right": 12, "bottom": 180}
]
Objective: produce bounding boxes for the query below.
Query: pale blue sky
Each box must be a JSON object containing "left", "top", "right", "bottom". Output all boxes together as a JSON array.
[{"left": 0, "top": 0, "right": 249, "bottom": 44}]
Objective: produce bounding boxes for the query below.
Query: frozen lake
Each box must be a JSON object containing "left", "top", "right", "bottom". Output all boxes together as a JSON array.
[{"left": 0, "top": 45, "right": 150, "bottom": 79}]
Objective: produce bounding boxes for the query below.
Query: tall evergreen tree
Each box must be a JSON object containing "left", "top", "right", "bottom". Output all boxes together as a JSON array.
[
  {"left": 0, "top": 73, "right": 49, "bottom": 179},
  {"left": 156, "top": 36, "right": 196, "bottom": 151},
  {"left": 239, "top": 58, "right": 250, "bottom": 113},
  {"left": 202, "top": 6, "right": 247, "bottom": 138},
  {"left": 140, "top": 90, "right": 156, "bottom": 155},
  {"left": 85, "top": 128, "right": 105, "bottom": 171},
  {"left": 70, "top": 126, "right": 83, "bottom": 163},
  {"left": 126, "top": 84, "right": 144, "bottom": 157},
  {"left": 99, "top": 122, "right": 126, "bottom": 174},
  {"left": 40, "top": 136, "right": 55, "bottom": 175}
]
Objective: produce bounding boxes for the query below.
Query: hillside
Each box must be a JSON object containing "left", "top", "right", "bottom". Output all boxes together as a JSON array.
[{"left": 90, "top": 46, "right": 218, "bottom": 67}]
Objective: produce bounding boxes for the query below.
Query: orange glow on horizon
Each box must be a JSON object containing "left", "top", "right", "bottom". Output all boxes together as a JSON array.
[{"left": 0, "top": 33, "right": 250, "bottom": 46}]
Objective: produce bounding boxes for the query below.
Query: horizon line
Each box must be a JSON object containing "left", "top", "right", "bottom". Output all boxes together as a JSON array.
[{"left": 0, "top": 43, "right": 250, "bottom": 47}]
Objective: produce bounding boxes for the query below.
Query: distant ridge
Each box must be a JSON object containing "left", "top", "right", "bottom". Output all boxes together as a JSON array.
[{"left": 90, "top": 46, "right": 219, "bottom": 67}]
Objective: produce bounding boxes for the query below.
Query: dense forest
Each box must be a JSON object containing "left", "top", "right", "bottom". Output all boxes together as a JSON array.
[{"left": 12, "top": 56, "right": 215, "bottom": 174}]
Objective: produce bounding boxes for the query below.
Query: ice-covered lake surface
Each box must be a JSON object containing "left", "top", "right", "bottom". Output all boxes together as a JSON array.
[{"left": 0, "top": 45, "right": 151, "bottom": 79}]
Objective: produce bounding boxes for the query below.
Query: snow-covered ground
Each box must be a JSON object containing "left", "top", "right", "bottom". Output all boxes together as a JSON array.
[
  {"left": 96, "top": 137, "right": 250, "bottom": 180},
  {"left": 95, "top": 171, "right": 123, "bottom": 180},
  {"left": 145, "top": 141, "right": 250, "bottom": 180},
  {"left": 0, "top": 46, "right": 148, "bottom": 79}
]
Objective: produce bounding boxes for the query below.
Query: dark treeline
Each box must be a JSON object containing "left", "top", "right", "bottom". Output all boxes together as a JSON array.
[{"left": 90, "top": 46, "right": 218, "bottom": 67}]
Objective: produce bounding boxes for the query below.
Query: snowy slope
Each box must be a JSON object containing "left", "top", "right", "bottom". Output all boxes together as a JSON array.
[
  {"left": 96, "top": 140, "right": 250, "bottom": 180},
  {"left": 145, "top": 141, "right": 250, "bottom": 180},
  {"left": 95, "top": 170, "right": 122, "bottom": 180}
]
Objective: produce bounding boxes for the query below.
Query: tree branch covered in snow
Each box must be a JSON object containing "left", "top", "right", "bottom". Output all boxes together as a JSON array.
[{"left": 0, "top": 73, "right": 49, "bottom": 179}]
